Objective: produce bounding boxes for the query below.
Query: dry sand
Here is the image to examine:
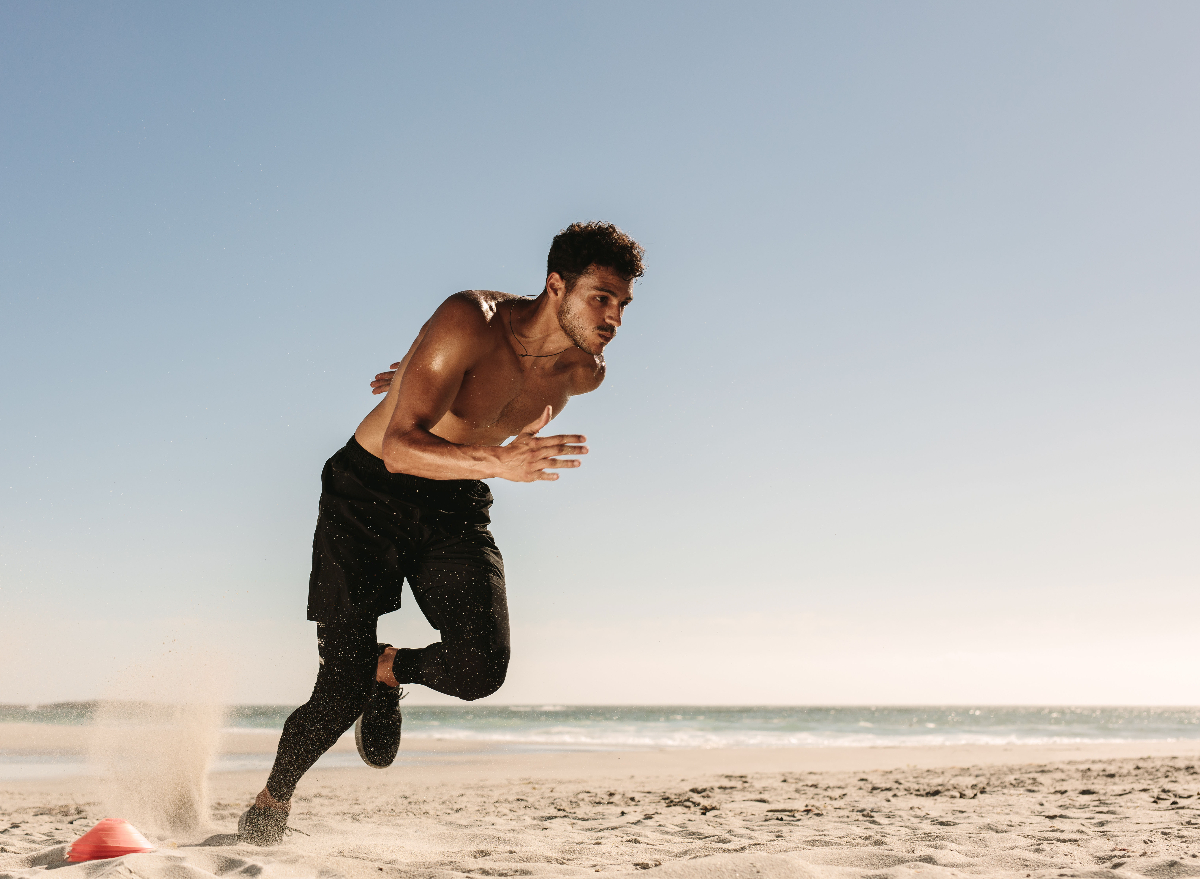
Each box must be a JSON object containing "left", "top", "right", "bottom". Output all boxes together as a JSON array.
[{"left": 1, "top": 725, "right": 1198, "bottom": 879}]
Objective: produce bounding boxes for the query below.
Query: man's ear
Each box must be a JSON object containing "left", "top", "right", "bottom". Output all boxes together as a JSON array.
[{"left": 545, "top": 272, "right": 568, "bottom": 301}]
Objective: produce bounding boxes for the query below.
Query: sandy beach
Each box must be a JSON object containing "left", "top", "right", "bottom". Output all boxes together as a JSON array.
[{"left": 1, "top": 725, "right": 1198, "bottom": 879}]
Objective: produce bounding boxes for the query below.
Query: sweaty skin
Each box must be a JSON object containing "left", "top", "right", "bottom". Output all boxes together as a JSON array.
[{"left": 354, "top": 266, "right": 633, "bottom": 483}]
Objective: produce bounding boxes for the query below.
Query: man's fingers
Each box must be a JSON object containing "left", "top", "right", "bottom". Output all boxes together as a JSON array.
[
  {"left": 506, "top": 414, "right": 588, "bottom": 482},
  {"left": 532, "top": 434, "right": 587, "bottom": 447},
  {"left": 537, "top": 443, "right": 587, "bottom": 459},
  {"left": 389, "top": 362, "right": 401, "bottom": 369},
  {"left": 370, "top": 370, "right": 396, "bottom": 395}
]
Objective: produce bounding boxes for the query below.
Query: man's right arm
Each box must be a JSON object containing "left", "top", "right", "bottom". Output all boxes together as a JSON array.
[{"left": 380, "top": 296, "right": 587, "bottom": 482}]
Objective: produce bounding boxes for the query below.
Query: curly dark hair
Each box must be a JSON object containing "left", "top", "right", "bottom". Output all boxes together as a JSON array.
[{"left": 546, "top": 221, "right": 645, "bottom": 289}]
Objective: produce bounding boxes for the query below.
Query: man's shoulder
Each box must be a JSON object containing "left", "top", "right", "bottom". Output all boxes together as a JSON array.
[
  {"left": 429, "top": 290, "right": 518, "bottom": 337},
  {"left": 443, "top": 290, "right": 522, "bottom": 320}
]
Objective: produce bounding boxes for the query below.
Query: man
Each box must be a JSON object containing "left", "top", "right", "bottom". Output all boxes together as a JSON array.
[{"left": 238, "top": 221, "right": 645, "bottom": 844}]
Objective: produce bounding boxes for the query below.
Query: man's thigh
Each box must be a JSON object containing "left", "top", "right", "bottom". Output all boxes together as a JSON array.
[{"left": 406, "top": 527, "right": 509, "bottom": 649}]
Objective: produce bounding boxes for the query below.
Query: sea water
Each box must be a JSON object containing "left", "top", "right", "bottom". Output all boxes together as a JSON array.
[
  {"left": 3, "top": 703, "right": 1199, "bottom": 779},
  {"left": 234, "top": 704, "right": 1200, "bottom": 749}
]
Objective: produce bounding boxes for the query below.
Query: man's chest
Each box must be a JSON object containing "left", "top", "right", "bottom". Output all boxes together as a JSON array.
[{"left": 448, "top": 358, "right": 575, "bottom": 437}]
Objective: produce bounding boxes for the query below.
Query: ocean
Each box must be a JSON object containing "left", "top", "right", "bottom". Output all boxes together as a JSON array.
[{"left": 3, "top": 704, "right": 1198, "bottom": 780}]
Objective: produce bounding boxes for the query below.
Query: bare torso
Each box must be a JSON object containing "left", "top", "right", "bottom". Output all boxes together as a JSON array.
[{"left": 354, "top": 291, "right": 604, "bottom": 460}]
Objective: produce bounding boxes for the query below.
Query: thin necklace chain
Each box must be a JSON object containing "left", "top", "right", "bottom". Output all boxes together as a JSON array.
[{"left": 507, "top": 301, "right": 572, "bottom": 358}]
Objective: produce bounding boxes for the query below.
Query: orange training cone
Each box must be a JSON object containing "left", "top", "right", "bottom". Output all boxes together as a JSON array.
[{"left": 68, "top": 818, "right": 155, "bottom": 862}]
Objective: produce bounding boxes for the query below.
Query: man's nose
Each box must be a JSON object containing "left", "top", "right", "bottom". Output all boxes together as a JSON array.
[{"left": 607, "top": 306, "right": 623, "bottom": 327}]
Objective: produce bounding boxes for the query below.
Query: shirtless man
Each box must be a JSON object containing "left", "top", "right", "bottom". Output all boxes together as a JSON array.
[{"left": 238, "top": 221, "right": 645, "bottom": 844}]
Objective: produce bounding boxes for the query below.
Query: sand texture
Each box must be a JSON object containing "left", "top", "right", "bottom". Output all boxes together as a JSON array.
[{"left": 2, "top": 738, "right": 1199, "bottom": 879}]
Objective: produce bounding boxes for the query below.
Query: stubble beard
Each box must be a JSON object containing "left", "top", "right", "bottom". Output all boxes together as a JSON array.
[{"left": 557, "top": 295, "right": 609, "bottom": 356}]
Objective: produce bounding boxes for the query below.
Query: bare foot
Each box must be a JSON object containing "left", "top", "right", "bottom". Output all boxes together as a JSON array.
[
  {"left": 254, "top": 788, "right": 290, "bottom": 812},
  {"left": 377, "top": 646, "right": 399, "bottom": 688}
]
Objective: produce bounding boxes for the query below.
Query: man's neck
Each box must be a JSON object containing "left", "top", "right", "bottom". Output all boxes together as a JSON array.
[{"left": 509, "top": 292, "right": 572, "bottom": 357}]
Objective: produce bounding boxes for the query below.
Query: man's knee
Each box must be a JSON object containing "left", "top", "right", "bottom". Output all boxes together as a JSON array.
[
  {"left": 457, "top": 642, "right": 509, "bottom": 701},
  {"left": 305, "top": 656, "right": 376, "bottom": 723}
]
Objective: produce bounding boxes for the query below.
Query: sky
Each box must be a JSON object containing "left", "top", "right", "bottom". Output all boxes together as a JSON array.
[{"left": 2, "top": 2, "right": 1198, "bottom": 706}]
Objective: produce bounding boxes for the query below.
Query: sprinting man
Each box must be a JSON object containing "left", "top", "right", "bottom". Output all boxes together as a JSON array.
[{"left": 238, "top": 222, "right": 645, "bottom": 844}]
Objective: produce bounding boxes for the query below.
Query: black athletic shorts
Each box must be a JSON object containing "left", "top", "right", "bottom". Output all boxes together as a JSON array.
[{"left": 306, "top": 436, "right": 496, "bottom": 622}]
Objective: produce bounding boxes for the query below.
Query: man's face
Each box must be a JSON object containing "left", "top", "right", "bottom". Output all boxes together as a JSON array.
[{"left": 555, "top": 265, "right": 635, "bottom": 356}]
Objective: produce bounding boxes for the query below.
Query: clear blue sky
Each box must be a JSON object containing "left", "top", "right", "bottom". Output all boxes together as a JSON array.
[{"left": 3, "top": 2, "right": 1198, "bottom": 705}]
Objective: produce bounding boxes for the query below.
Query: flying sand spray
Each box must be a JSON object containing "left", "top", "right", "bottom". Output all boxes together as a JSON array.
[{"left": 82, "top": 648, "right": 230, "bottom": 848}]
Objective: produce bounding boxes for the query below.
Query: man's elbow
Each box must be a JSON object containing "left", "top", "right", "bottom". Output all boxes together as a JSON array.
[{"left": 380, "top": 431, "right": 414, "bottom": 474}]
